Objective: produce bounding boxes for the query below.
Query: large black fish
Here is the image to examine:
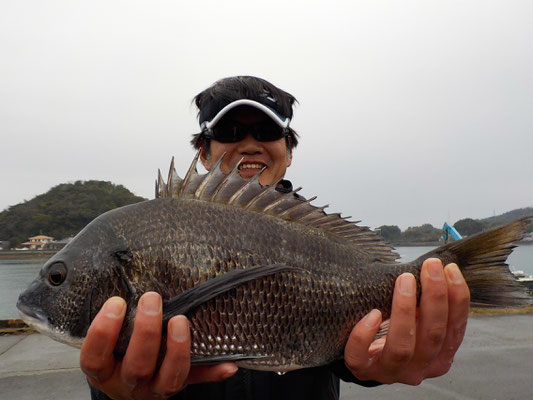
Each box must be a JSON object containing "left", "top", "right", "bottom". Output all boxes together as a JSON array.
[{"left": 17, "top": 154, "right": 532, "bottom": 373}]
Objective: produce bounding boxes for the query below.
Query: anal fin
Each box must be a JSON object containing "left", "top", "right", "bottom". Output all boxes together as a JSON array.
[
  {"left": 373, "top": 319, "right": 390, "bottom": 341},
  {"left": 191, "top": 354, "right": 269, "bottom": 365}
]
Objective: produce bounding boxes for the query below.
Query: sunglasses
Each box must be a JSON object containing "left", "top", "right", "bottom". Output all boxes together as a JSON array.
[{"left": 203, "top": 119, "right": 289, "bottom": 143}]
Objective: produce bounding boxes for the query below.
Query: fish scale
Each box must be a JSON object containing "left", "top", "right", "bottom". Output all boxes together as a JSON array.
[{"left": 16, "top": 153, "right": 533, "bottom": 373}]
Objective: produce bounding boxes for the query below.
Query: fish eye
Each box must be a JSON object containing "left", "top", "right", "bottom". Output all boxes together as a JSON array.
[{"left": 48, "top": 262, "right": 67, "bottom": 286}]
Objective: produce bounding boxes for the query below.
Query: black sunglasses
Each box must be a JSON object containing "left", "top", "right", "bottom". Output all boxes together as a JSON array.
[{"left": 203, "top": 119, "right": 289, "bottom": 143}]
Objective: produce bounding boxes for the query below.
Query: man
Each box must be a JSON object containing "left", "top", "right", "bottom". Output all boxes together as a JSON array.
[{"left": 82, "top": 76, "right": 470, "bottom": 399}]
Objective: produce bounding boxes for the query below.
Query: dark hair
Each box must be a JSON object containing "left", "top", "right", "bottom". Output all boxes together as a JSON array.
[{"left": 190, "top": 76, "right": 299, "bottom": 153}]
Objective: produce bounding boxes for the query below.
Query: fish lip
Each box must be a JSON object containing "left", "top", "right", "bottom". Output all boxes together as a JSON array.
[
  {"left": 17, "top": 305, "right": 46, "bottom": 333},
  {"left": 16, "top": 300, "right": 44, "bottom": 321}
]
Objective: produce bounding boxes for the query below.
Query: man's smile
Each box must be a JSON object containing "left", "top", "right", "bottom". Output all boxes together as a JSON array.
[
  {"left": 238, "top": 162, "right": 267, "bottom": 170},
  {"left": 237, "top": 161, "right": 267, "bottom": 178}
]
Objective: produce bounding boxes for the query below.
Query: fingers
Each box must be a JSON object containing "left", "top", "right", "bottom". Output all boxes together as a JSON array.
[
  {"left": 81, "top": 294, "right": 236, "bottom": 399},
  {"left": 120, "top": 292, "right": 163, "bottom": 390},
  {"left": 380, "top": 273, "right": 417, "bottom": 373},
  {"left": 444, "top": 263, "right": 470, "bottom": 345},
  {"left": 152, "top": 315, "right": 191, "bottom": 396},
  {"left": 411, "top": 259, "right": 449, "bottom": 367},
  {"left": 80, "top": 297, "right": 126, "bottom": 383},
  {"left": 427, "top": 263, "right": 470, "bottom": 377},
  {"left": 344, "top": 309, "right": 383, "bottom": 376}
]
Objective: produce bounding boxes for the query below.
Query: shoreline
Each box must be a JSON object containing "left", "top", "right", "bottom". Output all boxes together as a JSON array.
[{"left": 0, "top": 250, "right": 56, "bottom": 260}]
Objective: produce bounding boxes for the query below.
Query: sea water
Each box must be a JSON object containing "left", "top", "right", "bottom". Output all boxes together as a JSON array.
[{"left": 0, "top": 257, "right": 48, "bottom": 319}]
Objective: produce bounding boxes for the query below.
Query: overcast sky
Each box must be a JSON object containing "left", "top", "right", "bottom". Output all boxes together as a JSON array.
[{"left": 1, "top": 1, "right": 532, "bottom": 231}]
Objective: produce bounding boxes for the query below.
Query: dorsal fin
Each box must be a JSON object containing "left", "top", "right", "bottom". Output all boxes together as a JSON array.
[
  {"left": 155, "top": 169, "right": 166, "bottom": 198},
  {"left": 157, "top": 152, "right": 399, "bottom": 263}
]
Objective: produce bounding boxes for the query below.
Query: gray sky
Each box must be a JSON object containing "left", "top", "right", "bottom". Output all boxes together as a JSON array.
[{"left": 1, "top": 0, "right": 532, "bottom": 231}]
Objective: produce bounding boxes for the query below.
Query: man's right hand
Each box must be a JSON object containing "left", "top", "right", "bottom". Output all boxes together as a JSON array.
[{"left": 80, "top": 293, "right": 238, "bottom": 399}]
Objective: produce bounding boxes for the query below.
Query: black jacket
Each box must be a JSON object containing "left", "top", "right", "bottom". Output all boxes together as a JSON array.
[{"left": 90, "top": 361, "right": 379, "bottom": 400}]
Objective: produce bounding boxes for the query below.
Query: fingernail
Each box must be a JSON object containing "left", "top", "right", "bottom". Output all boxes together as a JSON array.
[
  {"left": 427, "top": 259, "right": 444, "bottom": 281},
  {"left": 104, "top": 297, "right": 126, "bottom": 319},
  {"left": 364, "top": 309, "right": 382, "bottom": 328},
  {"left": 398, "top": 273, "right": 415, "bottom": 296},
  {"left": 222, "top": 364, "right": 238, "bottom": 379},
  {"left": 82, "top": 367, "right": 101, "bottom": 381},
  {"left": 139, "top": 292, "right": 161, "bottom": 316},
  {"left": 445, "top": 263, "right": 464, "bottom": 284},
  {"left": 169, "top": 315, "right": 189, "bottom": 342}
]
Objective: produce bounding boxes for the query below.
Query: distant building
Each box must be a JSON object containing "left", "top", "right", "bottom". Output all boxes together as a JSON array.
[
  {"left": 0, "top": 240, "right": 9, "bottom": 251},
  {"left": 45, "top": 237, "right": 73, "bottom": 251},
  {"left": 20, "top": 235, "right": 54, "bottom": 250}
]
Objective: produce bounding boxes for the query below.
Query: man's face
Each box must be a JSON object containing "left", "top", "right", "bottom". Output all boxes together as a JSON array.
[{"left": 200, "top": 107, "right": 292, "bottom": 186}]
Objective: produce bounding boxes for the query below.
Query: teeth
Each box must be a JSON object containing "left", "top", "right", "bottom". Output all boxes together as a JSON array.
[{"left": 238, "top": 163, "right": 265, "bottom": 170}]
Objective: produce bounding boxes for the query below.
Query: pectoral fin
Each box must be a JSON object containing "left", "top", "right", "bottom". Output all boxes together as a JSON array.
[{"left": 162, "top": 264, "right": 296, "bottom": 321}]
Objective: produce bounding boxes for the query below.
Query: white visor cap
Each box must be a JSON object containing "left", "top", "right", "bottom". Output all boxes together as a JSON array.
[{"left": 201, "top": 99, "right": 291, "bottom": 131}]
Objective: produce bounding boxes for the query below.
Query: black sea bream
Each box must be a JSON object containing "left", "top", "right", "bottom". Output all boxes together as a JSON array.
[{"left": 17, "top": 153, "right": 533, "bottom": 372}]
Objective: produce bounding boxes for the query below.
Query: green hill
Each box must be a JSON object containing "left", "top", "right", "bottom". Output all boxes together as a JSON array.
[
  {"left": 479, "top": 207, "right": 533, "bottom": 229},
  {"left": 0, "top": 181, "right": 146, "bottom": 248},
  {"left": 453, "top": 208, "right": 533, "bottom": 237}
]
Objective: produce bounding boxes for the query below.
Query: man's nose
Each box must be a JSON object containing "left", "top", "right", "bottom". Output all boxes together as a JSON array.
[{"left": 237, "top": 133, "right": 263, "bottom": 153}]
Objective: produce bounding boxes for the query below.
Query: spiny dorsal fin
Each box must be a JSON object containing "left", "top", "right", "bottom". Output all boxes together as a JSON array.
[
  {"left": 156, "top": 152, "right": 399, "bottom": 263},
  {"left": 178, "top": 152, "right": 202, "bottom": 198},
  {"left": 156, "top": 168, "right": 169, "bottom": 199}
]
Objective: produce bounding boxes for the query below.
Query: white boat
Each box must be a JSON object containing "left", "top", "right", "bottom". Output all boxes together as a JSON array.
[
  {"left": 511, "top": 269, "right": 533, "bottom": 292},
  {"left": 511, "top": 269, "right": 533, "bottom": 280}
]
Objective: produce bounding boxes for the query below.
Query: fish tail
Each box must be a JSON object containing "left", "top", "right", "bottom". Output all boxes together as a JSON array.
[{"left": 418, "top": 217, "right": 533, "bottom": 308}]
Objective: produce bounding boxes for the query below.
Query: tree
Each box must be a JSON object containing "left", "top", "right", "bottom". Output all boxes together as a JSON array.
[
  {"left": 8, "top": 237, "right": 21, "bottom": 249},
  {"left": 401, "top": 224, "right": 442, "bottom": 243},
  {"left": 453, "top": 218, "right": 483, "bottom": 236},
  {"left": 376, "top": 225, "right": 402, "bottom": 243}
]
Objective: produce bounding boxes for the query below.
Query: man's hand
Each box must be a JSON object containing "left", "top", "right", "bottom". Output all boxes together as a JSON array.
[
  {"left": 80, "top": 292, "right": 238, "bottom": 399},
  {"left": 344, "top": 258, "right": 470, "bottom": 385}
]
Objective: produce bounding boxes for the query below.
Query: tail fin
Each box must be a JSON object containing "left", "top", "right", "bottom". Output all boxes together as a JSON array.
[{"left": 418, "top": 217, "right": 533, "bottom": 308}]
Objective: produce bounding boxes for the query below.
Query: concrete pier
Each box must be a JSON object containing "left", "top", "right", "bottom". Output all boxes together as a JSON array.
[
  {"left": 1, "top": 314, "right": 532, "bottom": 399},
  {"left": 0, "top": 333, "right": 87, "bottom": 399}
]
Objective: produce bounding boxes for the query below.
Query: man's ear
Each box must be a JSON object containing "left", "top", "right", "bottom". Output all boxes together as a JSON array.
[
  {"left": 199, "top": 147, "right": 212, "bottom": 171},
  {"left": 286, "top": 150, "right": 292, "bottom": 168}
]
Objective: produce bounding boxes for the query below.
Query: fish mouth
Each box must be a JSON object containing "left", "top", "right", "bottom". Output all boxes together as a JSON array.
[
  {"left": 16, "top": 301, "right": 83, "bottom": 349},
  {"left": 16, "top": 301, "right": 43, "bottom": 321},
  {"left": 17, "top": 301, "right": 51, "bottom": 335}
]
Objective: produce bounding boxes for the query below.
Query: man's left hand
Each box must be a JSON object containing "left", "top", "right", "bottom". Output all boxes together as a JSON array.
[{"left": 344, "top": 258, "right": 470, "bottom": 385}]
